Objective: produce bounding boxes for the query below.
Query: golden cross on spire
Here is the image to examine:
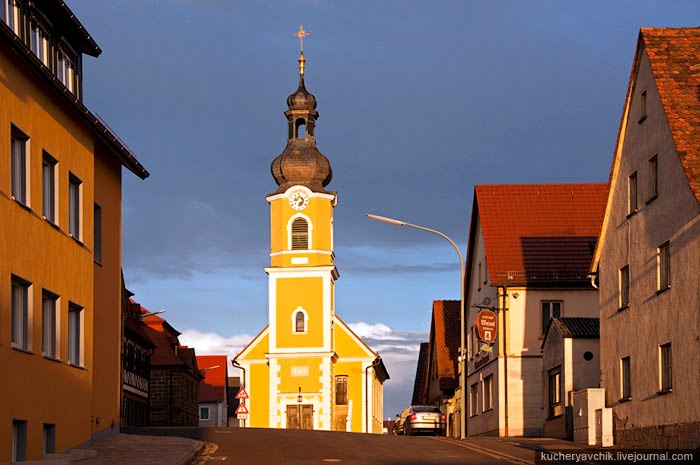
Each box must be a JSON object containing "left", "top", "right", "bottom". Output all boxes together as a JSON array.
[{"left": 293, "top": 24, "right": 311, "bottom": 52}]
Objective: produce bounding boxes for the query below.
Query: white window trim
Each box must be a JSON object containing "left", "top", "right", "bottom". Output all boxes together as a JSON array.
[
  {"left": 287, "top": 213, "right": 313, "bottom": 250},
  {"left": 199, "top": 406, "right": 211, "bottom": 421},
  {"left": 11, "top": 125, "right": 30, "bottom": 207},
  {"left": 11, "top": 275, "right": 33, "bottom": 351},
  {"left": 68, "top": 303, "right": 84, "bottom": 367},
  {"left": 68, "top": 173, "right": 83, "bottom": 242},
  {"left": 41, "top": 291, "right": 60, "bottom": 359},
  {"left": 292, "top": 307, "right": 308, "bottom": 335}
]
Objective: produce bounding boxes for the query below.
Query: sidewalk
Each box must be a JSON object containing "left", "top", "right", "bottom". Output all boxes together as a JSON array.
[{"left": 77, "top": 434, "right": 203, "bottom": 465}]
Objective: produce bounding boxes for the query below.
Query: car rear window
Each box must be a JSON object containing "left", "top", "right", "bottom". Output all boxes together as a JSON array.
[{"left": 411, "top": 406, "right": 440, "bottom": 413}]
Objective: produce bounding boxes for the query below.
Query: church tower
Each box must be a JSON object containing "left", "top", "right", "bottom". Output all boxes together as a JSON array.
[{"left": 235, "top": 30, "right": 388, "bottom": 432}]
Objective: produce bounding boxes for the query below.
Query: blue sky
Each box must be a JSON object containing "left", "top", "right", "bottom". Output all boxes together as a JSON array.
[{"left": 69, "top": 0, "right": 700, "bottom": 417}]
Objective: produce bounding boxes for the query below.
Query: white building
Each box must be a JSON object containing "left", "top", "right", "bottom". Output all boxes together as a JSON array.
[
  {"left": 464, "top": 183, "right": 607, "bottom": 437},
  {"left": 590, "top": 27, "right": 700, "bottom": 448}
]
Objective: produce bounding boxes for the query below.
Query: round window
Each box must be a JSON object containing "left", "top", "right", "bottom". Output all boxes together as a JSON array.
[{"left": 583, "top": 351, "right": 594, "bottom": 361}]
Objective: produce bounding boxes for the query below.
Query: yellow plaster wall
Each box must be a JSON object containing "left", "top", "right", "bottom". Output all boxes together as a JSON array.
[
  {"left": 238, "top": 330, "right": 269, "bottom": 361},
  {"left": 334, "top": 360, "right": 365, "bottom": 433},
  {"left": 334, "top": 322, "right": 372, "bottom": 358},
  {"left": 248, "top": 363, "right": 270, "bottom": 428},
  {"left": 269, "top": 195, "right": 334, "bottom": 267},
  {"left": 0, "top": 44, "right": 111, "bottom": 460},
  {"left": 276, "top": 278, "right": 324, "bottom": 349},
  {"left": 277, "top": 357, "right": 322, "bottom": 394}
]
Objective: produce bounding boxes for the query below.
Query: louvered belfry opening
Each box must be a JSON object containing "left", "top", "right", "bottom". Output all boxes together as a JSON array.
[{"left": 291, "top": 218, "right": 309, "bottom": 250}]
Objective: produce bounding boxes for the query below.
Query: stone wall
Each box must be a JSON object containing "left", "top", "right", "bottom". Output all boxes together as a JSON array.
[
  {"left": 614, "top": 419, "right": 700, "bottom": 449},
  {"left": 149, "top": 368, "right": 199, "bottom": 426}
]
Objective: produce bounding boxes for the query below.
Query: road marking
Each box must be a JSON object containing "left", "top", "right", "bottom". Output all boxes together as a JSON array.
[
  {"left": 320, "top": 460, "right": 342, "bottom": 462},
  {"left": 431, "top": 437, "right": 534, "bottom": 465}
]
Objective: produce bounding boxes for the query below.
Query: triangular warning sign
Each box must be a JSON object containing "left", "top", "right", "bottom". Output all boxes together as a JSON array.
[
  {"left": 235, "top": 402, "right": 249, "bottom": 414},
  {"left": 235, "top": 387, "right": 249, "bottom": 399}
]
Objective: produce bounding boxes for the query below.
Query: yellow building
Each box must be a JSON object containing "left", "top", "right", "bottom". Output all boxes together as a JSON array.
[
  {"left": 235, "top": 50, "right": 388, "bottom": 433},
  {"left": 0, "top": 1, "right": 148, "bottom": 461}
]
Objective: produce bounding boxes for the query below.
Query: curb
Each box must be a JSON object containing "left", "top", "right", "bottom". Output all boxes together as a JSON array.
[{"left": 175, "top": 439, "right": 206, "bottom": 465}]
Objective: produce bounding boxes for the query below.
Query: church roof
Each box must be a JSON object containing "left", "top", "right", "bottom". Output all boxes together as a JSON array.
[
  {"left": 641, "top": 28, "right": 700, "bottom": 203},
  {"left": 472, "top": 183, "right": 608, "bottom": 286}
]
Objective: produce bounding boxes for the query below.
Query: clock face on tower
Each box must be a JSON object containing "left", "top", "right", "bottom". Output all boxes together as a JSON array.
[{"left": 289, "top": 191, "right": 309, "bottom": 211}]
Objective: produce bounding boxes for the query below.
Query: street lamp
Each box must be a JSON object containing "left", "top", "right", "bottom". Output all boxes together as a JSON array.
[{"left": 366, "top": 214, "right": 466, "bottom": 439}]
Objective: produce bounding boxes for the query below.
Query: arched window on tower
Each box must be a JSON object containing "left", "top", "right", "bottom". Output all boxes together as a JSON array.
[
  {"left": 295, "top": 311, "right": 305, "bottom": 333},
  {"left": 291, "top": 217, "right": 309, "bottom": 250},
  {"left": 295, "top": 118, "right": 306, "bottom": 139}
]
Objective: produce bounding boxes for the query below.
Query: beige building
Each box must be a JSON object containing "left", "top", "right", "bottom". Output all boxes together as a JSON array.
[
  {"left": 590, "top": 28, "right": 700, "bottom": 448},
  {"left": 541, "top": 317, "right": 600, "bottom": 439},
  {"left": 464, "top": 183, "right": 606, "bottom": 437}
]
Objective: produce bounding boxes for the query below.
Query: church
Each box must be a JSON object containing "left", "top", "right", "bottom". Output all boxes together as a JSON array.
[{"left": 234, "top": 35, "right": 389, "bottom": 433}]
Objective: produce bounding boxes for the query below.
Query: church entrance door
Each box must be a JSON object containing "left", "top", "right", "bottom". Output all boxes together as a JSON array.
[{"left": 286, "top": 404, "right": 314, "bottom": 430}]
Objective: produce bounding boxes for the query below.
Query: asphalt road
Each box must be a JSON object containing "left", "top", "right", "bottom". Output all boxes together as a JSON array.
[{"left": 128, "top": 427, "right": 531, "bottom": 465}]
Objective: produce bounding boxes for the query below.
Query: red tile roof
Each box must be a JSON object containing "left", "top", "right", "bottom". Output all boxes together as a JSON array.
[
  {"left": 642, "top": 28, "right": 700, "bottom": 203},
  {"left": 475, "top": 183, "right": 608, "bottom": 285},
  {"left": 140, "top": 308, "right": 193, "bottom": 368},
  {"left": 197, "top": 355, "right": 229, "bottom": 403},
  {"left": 411, "top": 342, "right": 430, "bottom": 405},
  {"left": 429, "top": 300, "right": 460, "bottom": 391}
]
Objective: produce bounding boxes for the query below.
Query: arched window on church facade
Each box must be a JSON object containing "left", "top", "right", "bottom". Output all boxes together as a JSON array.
[
  {"left": 295, "top": 310, "right": 305, "bottom": 333},
  {"left": 291, "top": 217, "right": 309, "bottom": 250}
]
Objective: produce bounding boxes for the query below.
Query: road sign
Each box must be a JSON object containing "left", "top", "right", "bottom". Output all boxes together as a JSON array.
[
  {"left": 235, "top": 387, "right": 249, "bottom": 399},
  {"left": 235, "top": 402, "right": 249, "bottom": 415},
  {"left": 475, "top": 310, "right": 498, "bottom": 344},
  {"left": 237, "top": 413, "right": 248, "bottom": 420}
]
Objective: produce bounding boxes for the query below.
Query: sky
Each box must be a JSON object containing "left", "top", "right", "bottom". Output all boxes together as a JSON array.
[{"left": 69, "top": 0, "right": 700, "bottom": 418}]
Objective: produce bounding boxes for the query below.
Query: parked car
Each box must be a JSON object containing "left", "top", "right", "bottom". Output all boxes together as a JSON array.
[{"left": 395, "top": 405, "right": 446, "bottom": 436}]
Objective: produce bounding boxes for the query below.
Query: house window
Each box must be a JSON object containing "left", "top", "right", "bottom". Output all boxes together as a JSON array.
[
  {"left": 68, "top": 303, "right": 83, "bottom": 366},
  {"left": 621, "top": 356, "right": 631, "bottom": 401},
  {"left": 478, "top": 263, "right": 482, "bottom": 291},
  {"left": 57, "top": 48, "right": 76, "bottom": 93},
  {"left": 12, "top": 419, "right": 27, "bottom": 462},
  {"left": 11, "top": 276, "right": 30, "bottom": 350},
  {"left": 335, "top": 375, "right": 348, "bottom": 405},
  {"left": 660, "top": 343, "right": 672, "bottom": 392},
  {"left": 294, "top": 310, "right": 305, "bottom": 333},
  {"left": 291, "top": 217, "right": 309, "bottom": 250},
  {"left": 43, "top": 424, "right": 56, "bottom": 454},
  {"left": 548, "top": 366, "right": 562, "bottom": 418},
  {"left": 199, "top": 406, "right": 210, "bottom": 421},
  {"left": 639, "top": 90, "right": 647, "bottom": 122},
  {"left": 42, "top": 290, "right": 58, "bottom": 358},
  {"left": 11, "top": 125, "right": 29, "bottom": 205},
  {"left": 619, "top": 265, "right": 630, "bottom": 308},
  {"left": 628, "top": 172, "right": 638, "bottom": 215},
  {"left": 42, "top": 152, "right": 57, "bottom": 222},
  {"left": 30, "top": 19, "right": 50, "bottom": 65},
  {"left": 648, "top": 155, "right": 658, "bottom": 200},
  {"left": 94, "top": 204, "right": 102, "bottom": 264},
  {"left": 483, "top": 375, "right": 493, "bottom": 411},
  {"left": 657, "top": 241, "right": 670, "bottom": 291},
  {"left": 2, "top": 0, "right": 22, "bottom": 34},
  {"left": 69, "top": 173, "right": 82, "bottom": 240},
  {"left": 469, "top": 383, "right": 478, "bottom": 416},
  {"left": 541, "top": 301, "right": 561, "bottom": 336}
]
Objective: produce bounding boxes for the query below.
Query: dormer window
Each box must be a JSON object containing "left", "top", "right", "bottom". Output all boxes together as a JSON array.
[
  {"left": 30, "top": 19, "right": 50, "bottom": 66},
  {"left": 57, "top": 47, "right": 76, "bottom": 93}
]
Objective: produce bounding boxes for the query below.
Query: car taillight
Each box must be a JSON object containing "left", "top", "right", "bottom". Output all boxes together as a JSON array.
[
  {"left": 441, "top": 414, "right": 446, "bottom": 421},
  {"left": 409, "top": 413, "right": 417, "bottom": 421}
]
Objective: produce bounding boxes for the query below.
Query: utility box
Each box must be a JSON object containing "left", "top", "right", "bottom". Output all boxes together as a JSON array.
[
  {"left": 572, "top": 388, "right": 606, "bottom": 445},
  {"left": 595, "top": 408, "right": 613, "bottom": 447}
]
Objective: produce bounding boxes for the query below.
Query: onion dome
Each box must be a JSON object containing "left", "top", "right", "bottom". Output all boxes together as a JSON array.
[{"left": 271, "top": 51, "right": 332, "bottom": 194}]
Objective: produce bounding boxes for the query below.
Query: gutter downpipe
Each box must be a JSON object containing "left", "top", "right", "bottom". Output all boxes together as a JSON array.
[
  {"left": 365, "top": 358, "right": 381, "bottom": 434},
  {"left": 500, "top": 286, "right": 509, "bottom": 437},
  {"left": 232, "top": 359, "right": 247, "bottom": 428}
]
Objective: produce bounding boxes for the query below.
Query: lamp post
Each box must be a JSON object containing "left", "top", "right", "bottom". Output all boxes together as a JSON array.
[{"left": 366, "top": 214, "right": 466, "bottom": 439}]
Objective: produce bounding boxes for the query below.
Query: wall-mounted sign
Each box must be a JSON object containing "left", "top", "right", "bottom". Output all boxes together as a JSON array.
[{"left": 475, "top": 310, "right": 498, "bottom": 344}]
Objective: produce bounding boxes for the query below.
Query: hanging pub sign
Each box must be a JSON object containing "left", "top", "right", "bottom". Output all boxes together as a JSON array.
[{"left": 475, "top": 310, "right": 498, "bottom": 344}]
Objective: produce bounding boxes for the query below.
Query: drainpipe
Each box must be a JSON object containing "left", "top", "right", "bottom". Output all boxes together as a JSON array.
[
  {"left": 232, "top": 359, "right": 247, "bottom": 427},
  {"left": 365, "top": 358, "right": 381, "bottom": 434},
  {"left": 500, "top": 286, "right": 509, "bottom": 437}
]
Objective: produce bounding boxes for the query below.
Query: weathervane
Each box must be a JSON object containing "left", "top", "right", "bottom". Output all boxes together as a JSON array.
[{"left": 293, "top": 24, "right": 311, "bottom": 52}]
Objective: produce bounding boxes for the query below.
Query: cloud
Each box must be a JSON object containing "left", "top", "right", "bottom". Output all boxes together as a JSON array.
[{"left": 179, "top": 329, "right": 255, "bottom": 368}]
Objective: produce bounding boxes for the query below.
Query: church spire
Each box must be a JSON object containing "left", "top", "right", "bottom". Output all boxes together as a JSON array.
[{"left": 270, "top": 27, "right": 332, "bottom": 194}]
